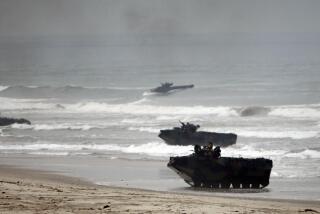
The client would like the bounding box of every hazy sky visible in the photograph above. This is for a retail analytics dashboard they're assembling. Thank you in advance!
[0,0,319,37]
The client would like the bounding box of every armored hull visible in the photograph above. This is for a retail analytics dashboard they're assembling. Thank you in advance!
[151,84,194,93]
[159,129,237,147]
[168,154,272,189]
[0,117,31,126]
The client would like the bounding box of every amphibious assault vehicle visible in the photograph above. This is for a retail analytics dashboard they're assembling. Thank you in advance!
[159,122,237,147]
[151,82,194,93]
[0,117,31,126]
[168,146,273,189]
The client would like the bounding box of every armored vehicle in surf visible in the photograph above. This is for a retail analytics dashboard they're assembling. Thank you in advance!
[159,122,237,147]
[151,82,194,93]
[0,117,31,126]
[168,146,273,189]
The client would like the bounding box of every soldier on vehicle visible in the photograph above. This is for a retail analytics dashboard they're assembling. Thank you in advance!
[202,142,213,156]
[179,121,186,131]
[212,146,221,159]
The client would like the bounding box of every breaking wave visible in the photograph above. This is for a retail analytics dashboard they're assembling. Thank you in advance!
[0,96,238,116]
[65,102,319,118]
[284,149,320,159]
[10,123,100,131]
[238,106,270,117]
[128,127,160,133]
[65,102,238,116]
[269,106,320,118]
[235,130,319,140]
[0,97,55,111]
[223,145,287,158]
[0,142,193,157]
[1,94,319,120]
[236,105,320,118]
[0,142,319,160]
[121,118,151,124]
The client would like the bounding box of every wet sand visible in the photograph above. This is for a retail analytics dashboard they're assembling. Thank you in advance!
[1,154,319,201]
[1,165,319,213]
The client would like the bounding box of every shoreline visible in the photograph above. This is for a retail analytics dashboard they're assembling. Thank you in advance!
[1,164,320,213]
[1,154,319,202]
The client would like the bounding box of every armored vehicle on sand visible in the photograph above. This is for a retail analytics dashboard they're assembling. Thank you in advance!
[159,122,237,147]
[151,82,194,93]
[168,145,273,189]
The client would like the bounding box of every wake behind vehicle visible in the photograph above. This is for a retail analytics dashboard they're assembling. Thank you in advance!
[159,122,237,147]
[151,82,194,93]
[168,145,273,189]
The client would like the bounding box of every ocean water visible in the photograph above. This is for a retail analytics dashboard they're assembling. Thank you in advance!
[0,39,319,200]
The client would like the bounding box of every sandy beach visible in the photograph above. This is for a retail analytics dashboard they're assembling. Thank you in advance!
[0,165,319,214]
[1,0,320,213]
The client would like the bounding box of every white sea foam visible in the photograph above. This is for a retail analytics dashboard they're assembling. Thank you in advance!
[156,115,206,122]
[203,127,319,140]
[222,145,287,158]
[0,143,79,151]
[143,91,157,96]
[66,102,238,116]
[110,156,118,160]
[155,115,179,121]
[236,130,319,139]
[2,142,319,160]
[270,170,320,179]
[0,97,54,111]
[61,102,320,119]
[270,106,320,118]
[118,142,193,156]
[271,171,281,177]
[236,104,320,119]
[29,151,70,156]
[11,123,95,131]
[128,97,149,105]
[121,118,151,124]
[128,127,160,133]
[0,142,193,157]
[0,85,9,92]
[284,149,320,159]
[2,95,319,120]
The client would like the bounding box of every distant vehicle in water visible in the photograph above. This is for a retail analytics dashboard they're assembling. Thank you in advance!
[168,145,273,188]
[0,116,31,126]
[151,82,194,93]
[159,122,237,147]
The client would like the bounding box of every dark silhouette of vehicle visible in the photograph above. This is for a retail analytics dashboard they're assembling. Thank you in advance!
[168,146,273,189]
[159,122,237,147]
[151,82,194,93]
[0,117,31,126]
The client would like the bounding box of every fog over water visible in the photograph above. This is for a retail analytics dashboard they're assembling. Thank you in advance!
[1,0,320,36]
[0,0,319,200]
